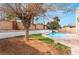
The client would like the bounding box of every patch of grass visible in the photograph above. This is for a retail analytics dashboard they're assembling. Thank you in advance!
[55,43,71,54]
[55,43,68,50]
[30,34,54,44]
[30,34,69,51]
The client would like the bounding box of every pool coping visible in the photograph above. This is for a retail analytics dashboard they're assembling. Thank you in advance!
[42,34,73,47]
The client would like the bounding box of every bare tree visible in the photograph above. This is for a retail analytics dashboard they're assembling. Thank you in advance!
[0,3,74,40]
[0,3,46,40]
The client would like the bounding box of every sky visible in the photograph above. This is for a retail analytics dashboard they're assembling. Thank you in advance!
[0,3,79,27]
[34,3,79,27]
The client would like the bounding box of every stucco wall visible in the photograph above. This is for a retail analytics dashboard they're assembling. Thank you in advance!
[0,21,47,30]
[58,27,76,33]
[17,23,47,30]
[36,25,44,30]
[0,21,13,30]
[17,22,24,30]
[29,24,36,30]
[17,23,36,30]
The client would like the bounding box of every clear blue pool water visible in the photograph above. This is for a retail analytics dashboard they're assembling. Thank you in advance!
[47,32,66,38]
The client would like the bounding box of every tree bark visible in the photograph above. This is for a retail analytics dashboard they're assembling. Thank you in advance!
[25,26,29,40]
[22,20,30,40]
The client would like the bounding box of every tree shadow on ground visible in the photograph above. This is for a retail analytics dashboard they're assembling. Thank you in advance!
[0,37,44,55]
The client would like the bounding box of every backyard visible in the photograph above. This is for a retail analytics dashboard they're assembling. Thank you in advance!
[0,3,78,55]
[0,34,71,55]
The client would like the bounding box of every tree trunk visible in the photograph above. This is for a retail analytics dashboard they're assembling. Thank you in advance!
[32,19,34,24]
[22,20,30,40]
[25,26,29,40]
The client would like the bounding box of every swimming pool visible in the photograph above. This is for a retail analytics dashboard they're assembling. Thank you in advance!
[47,32,67,38]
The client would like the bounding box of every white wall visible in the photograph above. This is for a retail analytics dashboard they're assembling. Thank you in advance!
[0,30,52,39]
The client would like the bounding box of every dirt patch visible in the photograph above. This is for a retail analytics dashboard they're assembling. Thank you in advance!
[0,37,41,55]
[0,36,71,55]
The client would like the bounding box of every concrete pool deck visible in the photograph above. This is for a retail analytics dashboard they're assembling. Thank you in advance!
[42,34,79,55]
